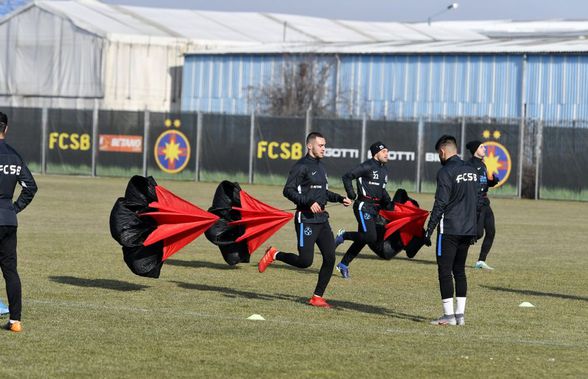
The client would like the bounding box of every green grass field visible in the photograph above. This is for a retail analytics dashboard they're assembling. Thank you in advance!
[1,175,587,378]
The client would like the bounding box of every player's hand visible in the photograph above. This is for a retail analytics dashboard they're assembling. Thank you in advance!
[423,230,432,247]
[342,197,352,207]
[310,202,323,213]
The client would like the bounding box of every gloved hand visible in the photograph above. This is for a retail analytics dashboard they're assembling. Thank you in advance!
[470,237,477,245]
[423,230,432,247]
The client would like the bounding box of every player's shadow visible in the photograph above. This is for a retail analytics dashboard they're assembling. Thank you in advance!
[49,276,149,291]
[173,281,426,322]
[165,259,240,270]
[480,285,588,302]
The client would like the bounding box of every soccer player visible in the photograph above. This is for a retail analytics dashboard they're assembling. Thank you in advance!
[466,140,499,270]
[258,132,351,308]
[424,135,479,326]
[0,111,37,333]
[334,141,393,278]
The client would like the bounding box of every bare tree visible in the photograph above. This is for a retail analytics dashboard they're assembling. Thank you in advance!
[255,56,339,117]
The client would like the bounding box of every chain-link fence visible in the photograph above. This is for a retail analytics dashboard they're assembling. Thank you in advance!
[4,106,587,201]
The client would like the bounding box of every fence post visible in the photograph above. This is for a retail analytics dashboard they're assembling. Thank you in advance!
[460,116,466,157]
[195,112,202,182]
[360,113,367,162]
[248,111,255,184]
[305,104,312,137]
[534,120,543,200]
[91,102,99,177]
[416,118,424,193]
[143,109,149,177]
[517,117,525,198]
[41,107,48,175]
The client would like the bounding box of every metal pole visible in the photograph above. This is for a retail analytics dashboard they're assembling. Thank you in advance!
[416,118,424,193]
[360,113,367,161]
[534,120,543,200]
[460,116,466,157]
[41,107,48,174]
[195,112,202,182]
[91,102,99,177]
[517,54,528,198]
[305,104,312,138]
[248,112,255,184]
[143,109,149,177]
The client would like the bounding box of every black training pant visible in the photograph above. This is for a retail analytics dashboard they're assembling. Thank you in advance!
[276,219,335,297]
[341,204,378,266]
[476,204,495,262]
[0,226,20,321]
[435,233,471,300]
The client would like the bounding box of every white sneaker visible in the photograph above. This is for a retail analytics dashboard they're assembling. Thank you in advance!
[430,314,456,326]
[474,261,494,270]
[455,313,465,326]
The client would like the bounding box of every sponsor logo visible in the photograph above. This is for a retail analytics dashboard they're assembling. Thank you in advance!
[99,134,143,153]
[304,226,313,236]
[310,185,323,189]
[0,165,21,175]
[483,141,512,188]
[257,141,303,160]
[456,172,478,183]
[311,171,317,175]
[48,132,91,151]
[325,148,359,159]
[154,130,190,174]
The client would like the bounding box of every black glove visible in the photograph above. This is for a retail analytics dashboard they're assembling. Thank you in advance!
[470,237,477,245]
[423,230,432,247]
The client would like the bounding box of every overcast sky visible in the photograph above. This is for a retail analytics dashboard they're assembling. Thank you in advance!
[102,0,588,22]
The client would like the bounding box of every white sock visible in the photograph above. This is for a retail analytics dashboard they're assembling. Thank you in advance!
[456,297,467,315]
[442,298,454,316]
[9,319,18,324]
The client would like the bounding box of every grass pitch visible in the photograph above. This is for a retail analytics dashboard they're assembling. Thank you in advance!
[1,175,586,378]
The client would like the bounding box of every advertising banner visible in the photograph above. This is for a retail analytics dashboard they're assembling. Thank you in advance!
[254,116,306,185]
[97,110,144,177]
[200,114,250,182]
[2,107,42,171]
[366,120,418,192]
[46,109,93,175]
[148,112,197,180]
[464,123,520,196]
[421,122,462,192]
[541,126,588,201]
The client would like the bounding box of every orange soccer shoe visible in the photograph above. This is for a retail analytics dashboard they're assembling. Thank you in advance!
[258,246,278,273]
[3,321,22,333]
[308,295,331,308]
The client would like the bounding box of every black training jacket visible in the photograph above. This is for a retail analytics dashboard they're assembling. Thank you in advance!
[0,140,37,226]
[342,158,392,215]
[468,156,499,206]
[283,154,344,224]
[426,155,479,236]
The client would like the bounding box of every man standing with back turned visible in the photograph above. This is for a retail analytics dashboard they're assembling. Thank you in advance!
[259,132,351,308]
[0,111,37,333]
[424,135,478,326]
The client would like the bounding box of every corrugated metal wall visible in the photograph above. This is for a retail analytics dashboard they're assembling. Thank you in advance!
[182,53,588,124]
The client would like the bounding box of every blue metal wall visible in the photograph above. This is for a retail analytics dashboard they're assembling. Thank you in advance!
[182,53,588,124]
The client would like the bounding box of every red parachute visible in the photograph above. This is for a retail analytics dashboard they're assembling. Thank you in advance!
[110,177,292,277]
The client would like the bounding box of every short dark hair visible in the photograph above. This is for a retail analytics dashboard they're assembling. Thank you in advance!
[0,112,7,134]
[306,132,324,144]
[435,135,457,151]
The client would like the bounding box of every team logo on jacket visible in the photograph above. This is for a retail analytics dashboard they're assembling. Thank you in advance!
[363,213,372,220]
[483,141,511,188]
[304,226,313,236]
[154,130,191,174]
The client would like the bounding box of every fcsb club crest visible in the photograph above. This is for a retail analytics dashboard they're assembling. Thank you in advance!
[483,141,511,188]
[154,130,191,174]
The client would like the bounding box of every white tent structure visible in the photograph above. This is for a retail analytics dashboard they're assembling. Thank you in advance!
[0,0,486,111]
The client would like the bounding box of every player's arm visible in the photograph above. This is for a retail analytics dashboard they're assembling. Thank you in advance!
[426,170,451,233]
[283,164,311,207]
[13,163,37,214]
[341,163,367,200]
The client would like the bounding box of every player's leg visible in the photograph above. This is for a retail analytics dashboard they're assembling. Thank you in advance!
[453,237,470,325]
[431,233,458,325]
